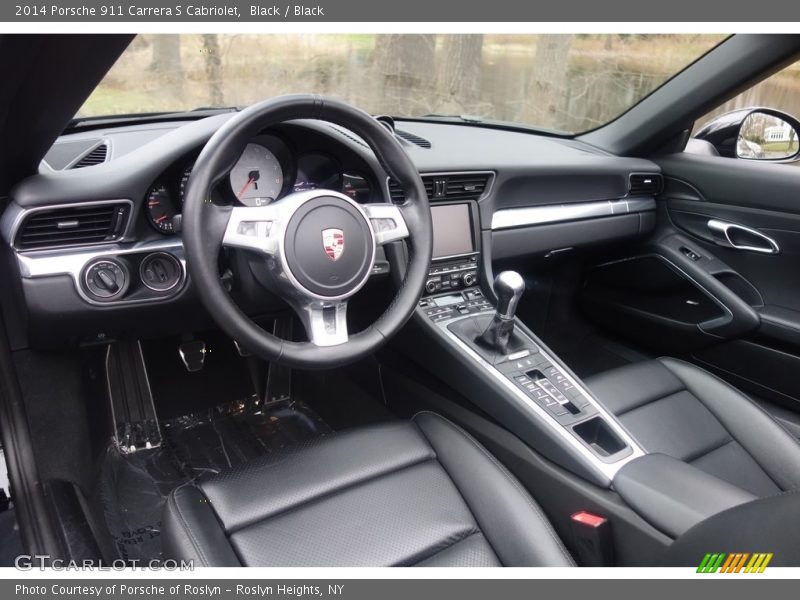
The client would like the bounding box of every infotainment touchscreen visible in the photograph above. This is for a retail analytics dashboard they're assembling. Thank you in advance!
[430,203,474,259]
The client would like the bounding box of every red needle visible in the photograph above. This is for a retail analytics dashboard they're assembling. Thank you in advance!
[155,215,168,223]
[237,177,255,198]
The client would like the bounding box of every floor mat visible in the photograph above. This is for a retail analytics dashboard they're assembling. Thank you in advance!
[99,396,330,563]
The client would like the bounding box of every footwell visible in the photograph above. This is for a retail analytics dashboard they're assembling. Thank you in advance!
[99,397,331,563]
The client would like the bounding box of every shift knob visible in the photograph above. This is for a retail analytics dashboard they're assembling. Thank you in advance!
[493,271,525,320]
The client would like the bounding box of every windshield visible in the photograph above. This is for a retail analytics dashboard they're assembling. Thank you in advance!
[80,34,725,134]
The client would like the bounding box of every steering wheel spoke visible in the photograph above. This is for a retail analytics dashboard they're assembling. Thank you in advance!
[363,203,409,245]
[222,205,282,255]
[296,301,349,347]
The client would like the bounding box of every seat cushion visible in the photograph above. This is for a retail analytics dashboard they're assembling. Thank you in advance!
[585,357,800,497]
[162,412,574,567]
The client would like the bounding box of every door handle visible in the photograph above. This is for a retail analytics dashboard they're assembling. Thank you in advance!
[707,219,780,254]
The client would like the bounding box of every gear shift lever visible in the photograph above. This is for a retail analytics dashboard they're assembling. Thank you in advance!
[476,271,525,355]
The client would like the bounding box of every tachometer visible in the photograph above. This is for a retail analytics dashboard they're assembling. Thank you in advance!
[229,143,283,207]
[146,184,178,234]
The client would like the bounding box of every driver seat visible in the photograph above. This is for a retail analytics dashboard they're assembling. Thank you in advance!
[162,412,574,567]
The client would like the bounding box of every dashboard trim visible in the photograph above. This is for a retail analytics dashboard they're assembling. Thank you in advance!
[491,197,656,231]
[16,239,187,307]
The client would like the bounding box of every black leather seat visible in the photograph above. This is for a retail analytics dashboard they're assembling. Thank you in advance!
[586,357,800,497]
[162,412,574,567]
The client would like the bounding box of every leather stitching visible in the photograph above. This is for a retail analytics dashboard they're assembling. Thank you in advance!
[406,529,489,567]
[413,411,575,566]
[169,485,212,567]
[226,455,437,535]
[685,438,737,464]
[588,362,684,415]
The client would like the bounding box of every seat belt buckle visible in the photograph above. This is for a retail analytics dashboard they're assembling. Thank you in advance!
[570,511,613,566]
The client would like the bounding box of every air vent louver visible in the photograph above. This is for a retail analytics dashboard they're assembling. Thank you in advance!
[629,173,663,196]
[388,173,490,204]
[16,203,130,250]
[72,144,108,169]
[395,130,432,149]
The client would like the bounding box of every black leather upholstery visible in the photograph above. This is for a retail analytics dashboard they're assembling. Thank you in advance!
[586,358,800,497]
[613,453,757,538]
[162,412,574,567]
[660,491,800,567]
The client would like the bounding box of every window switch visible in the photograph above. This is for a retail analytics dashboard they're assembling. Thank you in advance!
[681,246,701,261]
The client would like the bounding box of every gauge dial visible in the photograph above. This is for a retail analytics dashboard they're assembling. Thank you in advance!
[178,163,194,205]
[294,152,340,193]
[230,143,284,207]
[146,184,178,234]
[341,172,372,203]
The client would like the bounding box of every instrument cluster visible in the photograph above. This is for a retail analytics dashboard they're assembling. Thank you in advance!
[144,133,374,235]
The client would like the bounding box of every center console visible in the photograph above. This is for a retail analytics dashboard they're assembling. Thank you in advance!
[419,201,492,319]
[415,200,644,487]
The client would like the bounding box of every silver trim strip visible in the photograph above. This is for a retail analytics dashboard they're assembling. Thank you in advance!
[16,239,187,307]
[491,197,656,231]
[1,198,135,251]
[436,310,644,482]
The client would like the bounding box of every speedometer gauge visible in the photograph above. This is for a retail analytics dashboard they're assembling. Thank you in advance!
[229,143,283,207]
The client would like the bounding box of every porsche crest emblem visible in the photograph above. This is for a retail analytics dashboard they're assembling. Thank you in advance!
[322,228,344,261]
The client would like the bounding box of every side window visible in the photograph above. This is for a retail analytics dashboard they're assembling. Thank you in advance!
[691,59,800,163]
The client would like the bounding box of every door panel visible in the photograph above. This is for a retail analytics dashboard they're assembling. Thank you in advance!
[585,151,800,415]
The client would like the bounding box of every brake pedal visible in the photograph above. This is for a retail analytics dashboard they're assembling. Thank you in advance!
[106,340,161,454]
[179,340,206,372]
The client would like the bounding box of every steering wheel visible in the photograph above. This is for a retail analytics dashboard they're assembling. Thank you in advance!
[182,94,433,369]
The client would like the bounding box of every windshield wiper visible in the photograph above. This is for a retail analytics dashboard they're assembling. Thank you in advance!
[65,106,240,134]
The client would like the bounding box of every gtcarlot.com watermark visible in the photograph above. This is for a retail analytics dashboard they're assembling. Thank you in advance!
[14,555,194,571]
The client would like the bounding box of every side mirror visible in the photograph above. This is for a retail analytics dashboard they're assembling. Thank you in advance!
[693,108,800,162]
[738,112,799,160]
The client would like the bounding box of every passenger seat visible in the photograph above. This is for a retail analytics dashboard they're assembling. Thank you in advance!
[585,357,800,497]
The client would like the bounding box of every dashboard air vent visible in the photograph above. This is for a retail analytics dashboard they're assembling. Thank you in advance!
[388,173,490,204]
[16,202,130,250]
[71,144,109,169]
[395,130,432,149]
[629,173,663,196]
[440,174,490,201]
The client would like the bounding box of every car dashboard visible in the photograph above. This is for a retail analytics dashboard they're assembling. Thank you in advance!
[0,112,662,348]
